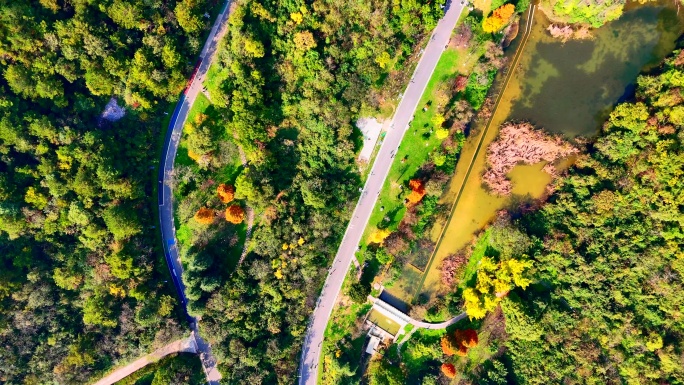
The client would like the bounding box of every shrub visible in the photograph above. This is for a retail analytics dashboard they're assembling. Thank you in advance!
[376,249,394,265]
[441,363,456,378]
[217,183,235,203]
[406,179,426,205]
[462,329,479,347]
[225,205,245,224]
[369,228,391,244]
[441,253,467,286]
[348,282,370,303]
[482,4,515,33]
[435,128,449,140]
[454,75,468,92]
[441,335,457,356]
[385,232,409,256]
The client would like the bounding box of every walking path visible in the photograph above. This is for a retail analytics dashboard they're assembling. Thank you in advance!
[157,1,234,384]
[90,337,196,385]
[412,4,536,300]
[297,2,467,384]
[371,297,466,330]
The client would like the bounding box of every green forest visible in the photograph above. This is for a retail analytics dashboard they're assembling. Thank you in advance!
[0,0,215,382]
[500,49,684,384]
[2,0,684,384]
[188,0,444,382]
[114,353,204,385]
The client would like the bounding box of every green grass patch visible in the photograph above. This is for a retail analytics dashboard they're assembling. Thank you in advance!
[176,223,193,247]
[225,220,247,271]
[175,143,196,168]
[186,92,212,125]
[363,48,461,239]
[459,229,491,290]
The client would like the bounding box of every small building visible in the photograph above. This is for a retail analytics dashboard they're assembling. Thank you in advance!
[365,334,381,355]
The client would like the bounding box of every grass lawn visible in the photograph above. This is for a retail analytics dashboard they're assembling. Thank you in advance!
[362,48,462,242]
[458,229,491,290]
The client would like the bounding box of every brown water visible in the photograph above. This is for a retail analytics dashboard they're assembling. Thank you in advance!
[510,2,684,136]
[412,2,684,299]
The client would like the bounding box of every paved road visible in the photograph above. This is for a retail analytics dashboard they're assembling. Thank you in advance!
[158,2,233,384]
[91,337,196,385]
[297,2,466,384]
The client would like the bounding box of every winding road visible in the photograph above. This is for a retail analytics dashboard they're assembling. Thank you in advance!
[158,1,233,384]
[297,2,466,384]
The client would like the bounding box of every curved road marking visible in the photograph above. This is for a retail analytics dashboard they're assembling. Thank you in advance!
[158,2,234,384]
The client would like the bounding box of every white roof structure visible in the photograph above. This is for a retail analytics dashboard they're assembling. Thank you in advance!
[365,335,381,355]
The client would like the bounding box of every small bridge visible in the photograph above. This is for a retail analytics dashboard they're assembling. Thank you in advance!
[369,292,466,332]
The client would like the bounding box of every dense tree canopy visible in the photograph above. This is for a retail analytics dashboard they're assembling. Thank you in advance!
[184,0,445,382]
[0,0,214,382]
[502,50,684,384]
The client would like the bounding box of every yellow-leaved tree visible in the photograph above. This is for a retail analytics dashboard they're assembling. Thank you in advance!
[482,4,515,33]
[464,256,532,319]
[368,228,391,244]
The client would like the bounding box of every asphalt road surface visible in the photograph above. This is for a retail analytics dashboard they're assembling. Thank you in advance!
[158,2,232,384]
[297,2,466,384]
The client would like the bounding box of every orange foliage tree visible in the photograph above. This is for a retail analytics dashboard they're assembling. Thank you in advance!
[441,363,456,378]
[409,179,422,190]
[444,329,478,357]
[406,179,426,205]
[194,207,215,225]
[456,344,468,357]
[217,184,235,203]
[225,205,245,224]
[482,4,515,33]
[441,335,457,356]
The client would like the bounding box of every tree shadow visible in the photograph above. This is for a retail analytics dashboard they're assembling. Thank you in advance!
[268,128,300,192]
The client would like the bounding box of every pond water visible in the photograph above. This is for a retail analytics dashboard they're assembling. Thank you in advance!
[414,1,684,299]
[509,2,684,136]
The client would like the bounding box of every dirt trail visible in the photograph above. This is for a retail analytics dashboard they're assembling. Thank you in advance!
[90,337,196,385]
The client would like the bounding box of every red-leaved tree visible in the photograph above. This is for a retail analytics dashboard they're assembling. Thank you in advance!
[441,363,456,378]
